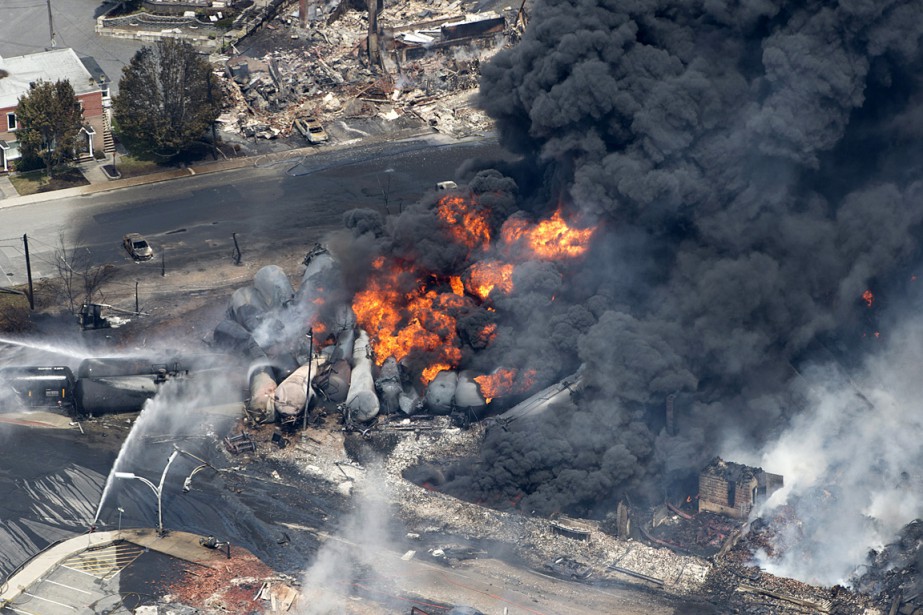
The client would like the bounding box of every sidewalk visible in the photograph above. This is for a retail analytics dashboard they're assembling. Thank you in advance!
[0,174,16,200]
[0,127,446,210]
[0,149,312,210]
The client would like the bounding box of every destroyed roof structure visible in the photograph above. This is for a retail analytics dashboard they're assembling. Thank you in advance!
[698,457,783,520]
[217,1,521,142]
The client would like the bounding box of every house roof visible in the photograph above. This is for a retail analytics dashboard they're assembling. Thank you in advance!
[0,48,102,110]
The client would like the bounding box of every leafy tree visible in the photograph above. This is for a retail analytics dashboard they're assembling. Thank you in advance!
[15,80,84,176]
[113,39,224,160]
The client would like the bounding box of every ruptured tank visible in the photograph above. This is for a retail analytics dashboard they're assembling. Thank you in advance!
[454,370,487,416]
[375,357,402,414]
[248,365,277,423]
[424,370,458,415]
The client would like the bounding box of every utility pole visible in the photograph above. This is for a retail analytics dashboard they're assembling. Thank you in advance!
[134,280,139,314]
[46,0,56,49]
[22,234,34,310]
[232,233,241,265]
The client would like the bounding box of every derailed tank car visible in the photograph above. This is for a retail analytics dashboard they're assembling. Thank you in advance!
[73,357,186,415]
[0,366,76,411]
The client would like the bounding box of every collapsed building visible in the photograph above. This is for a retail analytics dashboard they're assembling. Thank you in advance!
[698,457,783,520]
[218,1,520,140]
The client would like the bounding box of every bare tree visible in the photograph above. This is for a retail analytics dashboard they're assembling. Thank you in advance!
[53,235,116,317]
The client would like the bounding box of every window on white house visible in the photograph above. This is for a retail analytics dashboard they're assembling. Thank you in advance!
[6,113,16,131]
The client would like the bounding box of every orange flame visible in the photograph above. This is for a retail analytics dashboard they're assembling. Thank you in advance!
[437,194,491,251]
[501,208,596,259]
[449,275,464,296]
[311,321,328,340]
[478,323,497,347]
[352,259,464,385]
[862,289,874,307]
[467,260,514,300]
[474,368,537,403]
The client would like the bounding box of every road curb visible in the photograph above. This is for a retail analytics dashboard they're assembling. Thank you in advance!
[0,128,447,210]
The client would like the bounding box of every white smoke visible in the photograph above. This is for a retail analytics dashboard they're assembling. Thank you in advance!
[750,316,923,585]
[296,464,399,614]
[94,359,241,525]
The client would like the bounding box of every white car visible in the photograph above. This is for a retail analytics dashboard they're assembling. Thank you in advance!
[123,233,154,261]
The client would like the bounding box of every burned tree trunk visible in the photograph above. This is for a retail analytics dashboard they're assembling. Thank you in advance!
[367,0,383,71]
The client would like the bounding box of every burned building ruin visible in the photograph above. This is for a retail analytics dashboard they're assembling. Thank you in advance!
[698,457,783,520]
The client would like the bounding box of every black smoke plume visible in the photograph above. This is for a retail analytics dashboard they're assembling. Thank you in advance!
[341,0,923,528]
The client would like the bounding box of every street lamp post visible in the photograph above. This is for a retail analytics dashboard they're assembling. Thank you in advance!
[302,328,314,431]
[114,449,179,536]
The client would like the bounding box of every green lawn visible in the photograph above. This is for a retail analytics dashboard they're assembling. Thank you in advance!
[111,155,164,179]
[8,167,89,196]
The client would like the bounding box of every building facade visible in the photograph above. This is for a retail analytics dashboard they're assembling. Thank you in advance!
[0,48,112,173]
[698,457,784,519]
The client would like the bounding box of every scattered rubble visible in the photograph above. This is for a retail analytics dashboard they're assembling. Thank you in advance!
[162,548,300,612]
[216,1,519,143]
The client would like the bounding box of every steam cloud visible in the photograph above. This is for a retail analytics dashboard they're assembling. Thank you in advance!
[745,314,923,585]
[298,467,401,614]
[330,0,923,584]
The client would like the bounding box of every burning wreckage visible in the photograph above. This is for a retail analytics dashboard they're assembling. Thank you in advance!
[211,237,576,429]
[9,0,923,610]
[192,184,921,613]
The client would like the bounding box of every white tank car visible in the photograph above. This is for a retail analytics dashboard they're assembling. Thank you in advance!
[454,370,487,413]
[228,286,267,332]
[273,356,327,422]
[345,330,379,423]
[253,265,295,309]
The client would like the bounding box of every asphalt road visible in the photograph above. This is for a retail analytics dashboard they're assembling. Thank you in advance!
[0,0,143,92]
[0,136,510,289]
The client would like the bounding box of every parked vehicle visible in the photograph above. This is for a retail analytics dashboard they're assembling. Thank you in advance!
[293,117,329,144]
[435,180,458,191]
[123,233,153,261]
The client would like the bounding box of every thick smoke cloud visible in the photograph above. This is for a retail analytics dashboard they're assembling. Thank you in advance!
[339,0,923,574]
[451,0,923,514]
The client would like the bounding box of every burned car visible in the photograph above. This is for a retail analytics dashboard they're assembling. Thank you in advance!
[123,233,154,261]
[543,555,592,580]
[293,117,329,144]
